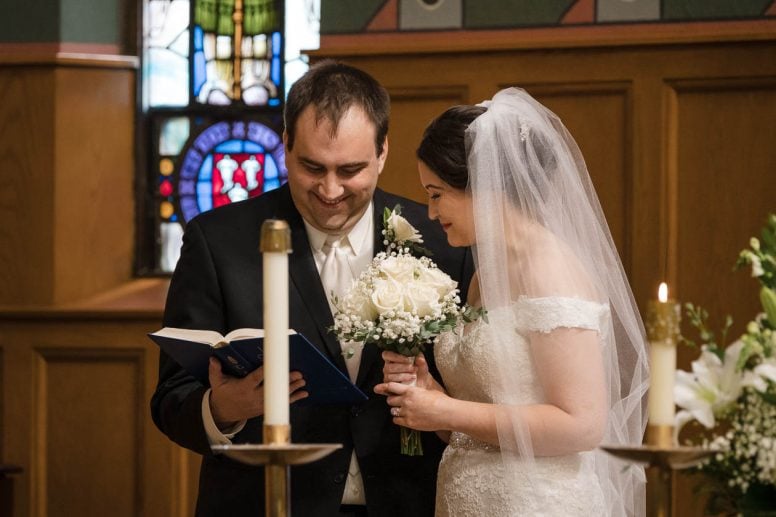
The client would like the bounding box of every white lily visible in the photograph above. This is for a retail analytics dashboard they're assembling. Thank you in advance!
[674,340,745,432]
[742,357,776,392]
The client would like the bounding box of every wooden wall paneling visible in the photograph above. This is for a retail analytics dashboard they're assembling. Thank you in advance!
[670,77,776,337]
[631,74,673,316]
[34,347,143,517]
[380,86,469,203]
[666,77,776,517]
[0,316,192,517]
[53,66,135,305]
[0,67,57,305]
[2,322,36,517]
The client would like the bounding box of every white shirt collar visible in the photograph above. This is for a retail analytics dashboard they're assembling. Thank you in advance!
[303,202,374,256]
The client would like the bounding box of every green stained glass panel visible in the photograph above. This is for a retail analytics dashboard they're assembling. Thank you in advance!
[159,117,191,155]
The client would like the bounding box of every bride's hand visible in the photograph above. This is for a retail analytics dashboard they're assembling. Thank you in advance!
[378,382,451,432]
[380,351,439,389]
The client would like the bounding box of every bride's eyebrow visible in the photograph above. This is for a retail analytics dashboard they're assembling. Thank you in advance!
[423,183,444,191]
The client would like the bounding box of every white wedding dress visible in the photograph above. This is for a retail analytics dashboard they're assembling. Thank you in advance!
[435,296,610,517]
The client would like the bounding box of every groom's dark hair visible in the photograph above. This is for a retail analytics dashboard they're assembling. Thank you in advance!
[417,105,486,190]
[284,60,390,157]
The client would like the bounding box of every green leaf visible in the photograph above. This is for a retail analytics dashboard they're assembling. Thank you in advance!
[760,286,776,327]
[759,391,776,405]
[736,340,756,371]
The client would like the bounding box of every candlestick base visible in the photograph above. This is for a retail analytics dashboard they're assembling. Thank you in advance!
[211,443,343,466]
[601,444,713,470]
[600,444,713,517]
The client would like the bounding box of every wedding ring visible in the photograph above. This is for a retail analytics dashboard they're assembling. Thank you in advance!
[391,407,400,417]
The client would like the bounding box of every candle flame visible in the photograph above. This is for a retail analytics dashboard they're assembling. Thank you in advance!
[658,282,668,303]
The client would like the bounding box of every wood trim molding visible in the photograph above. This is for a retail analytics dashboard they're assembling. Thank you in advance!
[316,19,776,57]
[0,43,137,69]
[0,280,168,320]
[386,85,469,102]
[662,84,680,293]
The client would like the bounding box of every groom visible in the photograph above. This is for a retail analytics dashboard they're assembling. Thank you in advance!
[150,60,474,516]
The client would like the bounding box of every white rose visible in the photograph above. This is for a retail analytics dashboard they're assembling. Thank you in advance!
[343,288,378,322]
[417,266,457,297]
[380,255,417,283]
[371,278,405,315]
[404,283,441,317]
[388,212,423,243]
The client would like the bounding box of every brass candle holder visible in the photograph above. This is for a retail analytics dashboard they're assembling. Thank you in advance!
[212,425,342,517]
[211,221,342,517]
[601,429,713,517]
[601,285,713,516]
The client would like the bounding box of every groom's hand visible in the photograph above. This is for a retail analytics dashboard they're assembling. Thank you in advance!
[379,351,443,392]
[208,358,308,428]
[380,351,418,385]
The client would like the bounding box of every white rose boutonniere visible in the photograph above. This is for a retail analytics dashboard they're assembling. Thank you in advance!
[382,205,431,255]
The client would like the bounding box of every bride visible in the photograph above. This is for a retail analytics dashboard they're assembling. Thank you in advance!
[375,88,649,516]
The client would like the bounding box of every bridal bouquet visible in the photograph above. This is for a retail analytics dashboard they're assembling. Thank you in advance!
[332,206,482,456]
[674,214,776,515]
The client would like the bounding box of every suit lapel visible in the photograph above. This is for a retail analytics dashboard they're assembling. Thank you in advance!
[276,192,349,375]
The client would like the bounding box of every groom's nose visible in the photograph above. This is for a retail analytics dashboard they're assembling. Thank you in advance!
[317,172,345,199]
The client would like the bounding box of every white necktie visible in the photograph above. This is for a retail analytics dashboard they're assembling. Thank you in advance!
[319,235,366,505]
[319,235,363,382]
[320,236,352,314]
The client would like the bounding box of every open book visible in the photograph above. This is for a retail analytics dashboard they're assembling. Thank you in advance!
[149,328,367,406]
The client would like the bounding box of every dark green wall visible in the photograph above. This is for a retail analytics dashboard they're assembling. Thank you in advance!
[0,0,60,42]
[0,0,128,46]
[60,0,121,44]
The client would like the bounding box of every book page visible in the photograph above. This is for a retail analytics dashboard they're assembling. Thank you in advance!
[226,328,298,341]
[152,327,227,346]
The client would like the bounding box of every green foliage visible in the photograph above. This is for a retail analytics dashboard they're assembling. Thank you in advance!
[680,302,732,360]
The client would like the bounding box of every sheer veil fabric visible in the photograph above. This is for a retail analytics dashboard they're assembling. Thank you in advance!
[466,88,649,516]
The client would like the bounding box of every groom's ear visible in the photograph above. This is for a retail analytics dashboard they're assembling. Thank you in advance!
[377,136,389,175]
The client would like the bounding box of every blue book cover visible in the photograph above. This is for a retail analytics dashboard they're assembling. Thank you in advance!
[149,328,368,406]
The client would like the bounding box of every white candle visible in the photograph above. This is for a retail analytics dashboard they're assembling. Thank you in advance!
[261,221,291,426]
[646,282,680,426]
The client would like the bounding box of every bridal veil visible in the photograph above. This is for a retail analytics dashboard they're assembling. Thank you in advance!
[467,88,649,516]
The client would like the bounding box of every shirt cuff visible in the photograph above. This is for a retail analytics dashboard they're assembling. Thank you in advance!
[202,388,247,446]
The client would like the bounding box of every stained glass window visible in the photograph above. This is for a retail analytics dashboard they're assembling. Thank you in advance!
[139,0,319,273]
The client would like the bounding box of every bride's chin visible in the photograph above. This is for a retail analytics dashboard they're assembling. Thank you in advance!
[447,236,473,248]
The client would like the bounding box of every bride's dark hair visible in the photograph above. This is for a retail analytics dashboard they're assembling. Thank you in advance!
[416,105,486,189]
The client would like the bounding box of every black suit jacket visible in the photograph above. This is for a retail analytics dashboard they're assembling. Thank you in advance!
[150,184,474,516]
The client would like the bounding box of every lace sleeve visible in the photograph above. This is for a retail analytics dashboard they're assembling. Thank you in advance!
[514,296,610,334]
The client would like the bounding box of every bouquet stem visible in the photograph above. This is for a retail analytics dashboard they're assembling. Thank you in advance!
[399,355,423,456]
[400,426,423,456]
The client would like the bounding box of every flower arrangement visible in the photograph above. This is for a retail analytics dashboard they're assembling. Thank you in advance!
[675,214,776,515]
[332,206,482,455]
